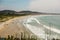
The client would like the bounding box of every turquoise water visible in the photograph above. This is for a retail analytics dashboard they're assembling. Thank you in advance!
[36,15,60,30]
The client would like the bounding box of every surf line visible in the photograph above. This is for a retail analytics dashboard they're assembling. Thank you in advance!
[33,18,60,34]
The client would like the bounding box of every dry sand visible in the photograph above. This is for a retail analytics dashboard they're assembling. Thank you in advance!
[0,15,36,37]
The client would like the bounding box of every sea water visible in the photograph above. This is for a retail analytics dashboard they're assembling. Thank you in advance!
[36,15,60,30]
[23,15,60,39]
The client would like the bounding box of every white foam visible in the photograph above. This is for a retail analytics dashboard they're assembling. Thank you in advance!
[43,25,60,34]
[23,16,60,39]
[23,17,46,39]
[33,17,60,34]
[23,23,46,38]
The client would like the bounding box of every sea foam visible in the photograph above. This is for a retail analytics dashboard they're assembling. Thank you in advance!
[23,15,60,39]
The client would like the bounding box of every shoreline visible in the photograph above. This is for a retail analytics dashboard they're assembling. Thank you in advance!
[34,15,60,34]
[0,15,36,30]
[22,15,60,38]
[0,15,60,38]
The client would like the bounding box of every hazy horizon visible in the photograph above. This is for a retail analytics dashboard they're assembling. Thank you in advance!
[0,0,60,13]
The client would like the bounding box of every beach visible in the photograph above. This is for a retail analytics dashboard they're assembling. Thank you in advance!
[0,15,60,40]
[0,15,34,37]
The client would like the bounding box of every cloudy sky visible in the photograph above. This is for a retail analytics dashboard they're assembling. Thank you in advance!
[0,0,60,13]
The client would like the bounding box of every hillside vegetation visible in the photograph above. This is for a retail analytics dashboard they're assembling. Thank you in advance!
[0,10,59,22]
[0,10,31,22]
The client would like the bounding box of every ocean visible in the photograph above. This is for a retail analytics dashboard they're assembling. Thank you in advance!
[36,15,60,30]
[23,15,60,39]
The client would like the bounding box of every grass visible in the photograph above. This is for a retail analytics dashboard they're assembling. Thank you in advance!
[0,14,27,22]
[0,32,39,40]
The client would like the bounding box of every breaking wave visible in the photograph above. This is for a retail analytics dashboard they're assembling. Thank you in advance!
[23,15,60,39]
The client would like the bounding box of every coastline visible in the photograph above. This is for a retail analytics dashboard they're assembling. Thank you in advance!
[22,15,60,39]
[0,15,39,37]
[0,15,60,39]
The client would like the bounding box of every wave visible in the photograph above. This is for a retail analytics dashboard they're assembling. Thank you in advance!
[23,16,60,39]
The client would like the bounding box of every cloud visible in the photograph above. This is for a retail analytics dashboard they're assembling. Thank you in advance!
[29,0,60,13]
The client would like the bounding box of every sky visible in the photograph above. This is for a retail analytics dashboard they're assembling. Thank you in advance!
[0,0,60,13]
[0,0,30,11]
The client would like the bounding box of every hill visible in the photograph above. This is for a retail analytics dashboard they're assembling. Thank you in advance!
[0,10,16,15]
[0,10,60,15]
[0,10,41,15]
[0,10,60,22]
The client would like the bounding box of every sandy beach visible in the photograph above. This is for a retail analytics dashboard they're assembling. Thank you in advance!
[0,15,36,37]
[0,15,59,39]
